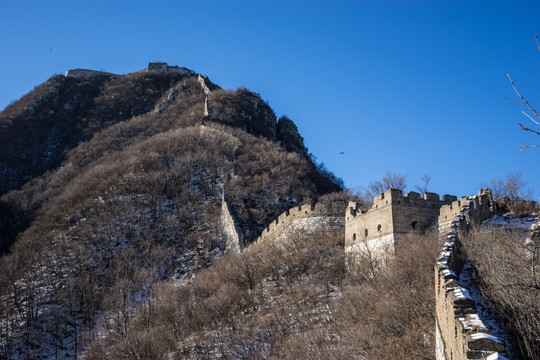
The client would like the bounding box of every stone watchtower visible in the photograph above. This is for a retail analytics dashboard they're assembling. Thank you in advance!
[345,189,457,256]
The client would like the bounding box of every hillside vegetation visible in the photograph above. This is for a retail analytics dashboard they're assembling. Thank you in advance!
[84,228,438,360]
[465,226,540,359]
[0,66,341,359]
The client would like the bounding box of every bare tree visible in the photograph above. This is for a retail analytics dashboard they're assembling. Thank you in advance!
[415,174,433,195]
[465,228,540,358]
[505,35,540,151]
[367,171,407,198]
[481,172,533,201]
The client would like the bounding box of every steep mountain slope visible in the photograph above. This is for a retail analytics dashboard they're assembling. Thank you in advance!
[84,227,438,360]
[0,64,341,359]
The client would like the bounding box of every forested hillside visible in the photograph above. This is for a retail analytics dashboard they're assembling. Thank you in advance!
[0,65,341,359]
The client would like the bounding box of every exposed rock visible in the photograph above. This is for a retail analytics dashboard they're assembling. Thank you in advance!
[208,88,278,140]
[277,115,309,158]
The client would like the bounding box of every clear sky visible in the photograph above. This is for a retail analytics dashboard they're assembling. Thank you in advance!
[1,0,539,200]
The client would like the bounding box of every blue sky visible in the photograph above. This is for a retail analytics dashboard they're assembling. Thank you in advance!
[1,1,539,200]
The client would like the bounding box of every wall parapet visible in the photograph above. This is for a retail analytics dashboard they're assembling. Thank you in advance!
[256,202,345,244]
[435,190,505,360]
[348,189,457,218]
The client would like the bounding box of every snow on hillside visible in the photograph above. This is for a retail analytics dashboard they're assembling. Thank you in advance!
[482,212,538,231]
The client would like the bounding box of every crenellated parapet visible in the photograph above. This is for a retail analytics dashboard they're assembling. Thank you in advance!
[435,190,503,360]
[367,189,456,210]
[438,189,493,240]
[256,202,345,244]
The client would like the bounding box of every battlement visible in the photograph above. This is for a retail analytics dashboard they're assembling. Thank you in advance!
[147,62,195,76]
[256,202,345,244]
[350,189,457,219]
[438,189,493,230]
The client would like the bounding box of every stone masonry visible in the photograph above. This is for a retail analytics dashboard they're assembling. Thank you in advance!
[434,189,507,359]
[255,202,345,244]
[345,189,457,257]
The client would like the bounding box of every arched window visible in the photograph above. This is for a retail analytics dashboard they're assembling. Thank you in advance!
[377,224,382,232]
[411,221,418,229]
[364,228,368,237]
[353,233,356,241]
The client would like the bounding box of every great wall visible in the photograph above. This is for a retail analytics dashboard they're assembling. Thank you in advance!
[434,190,508,360]
[63,62,536,358]
[221,187,539,359]
[345,189,457,258]
[255,201,345,243]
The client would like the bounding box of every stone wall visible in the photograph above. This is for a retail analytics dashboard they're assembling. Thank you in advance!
[438,189,493,239]
[345,189,456,254]
[147,62,194,76]
[256,202,345,244]
[434,190,505,360]
[221,194,242,253]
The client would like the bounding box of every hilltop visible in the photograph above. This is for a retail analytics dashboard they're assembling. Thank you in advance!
[0,63,342,358]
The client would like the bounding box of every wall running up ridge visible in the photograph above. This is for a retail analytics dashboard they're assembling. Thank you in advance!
[434,189,507,360]
[221,194,242,253]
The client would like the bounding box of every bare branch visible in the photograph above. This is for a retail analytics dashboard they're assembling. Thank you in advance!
[518,144,540,152]
[521,110,540,126]
[415,174,433,194]
[519,123,540,135]
[507,72,540,120]
[504,97,525,104]
[536,34,540,51]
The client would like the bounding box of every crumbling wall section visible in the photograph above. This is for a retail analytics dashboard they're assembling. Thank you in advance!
[435,189,503,360]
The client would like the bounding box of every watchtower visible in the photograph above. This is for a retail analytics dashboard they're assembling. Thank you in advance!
[345,189,456,255]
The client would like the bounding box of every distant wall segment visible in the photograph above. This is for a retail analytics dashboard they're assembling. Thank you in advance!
[147,62,195,76]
